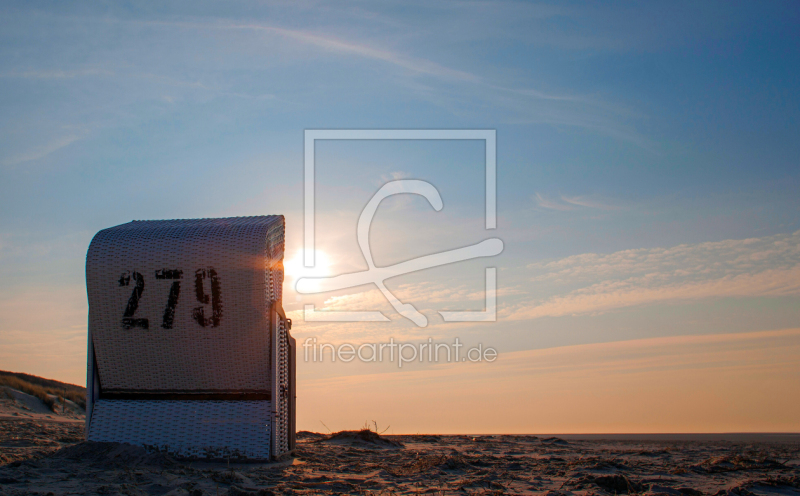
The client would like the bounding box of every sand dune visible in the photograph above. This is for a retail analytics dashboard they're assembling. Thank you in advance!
[0,386,85,422]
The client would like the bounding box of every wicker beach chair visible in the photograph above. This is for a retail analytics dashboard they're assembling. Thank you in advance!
[85,216,295,460]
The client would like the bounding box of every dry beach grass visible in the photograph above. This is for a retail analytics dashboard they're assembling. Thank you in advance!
[0,371,86,411]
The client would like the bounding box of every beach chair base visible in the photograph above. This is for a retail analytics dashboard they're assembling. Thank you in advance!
[88,399,273,460]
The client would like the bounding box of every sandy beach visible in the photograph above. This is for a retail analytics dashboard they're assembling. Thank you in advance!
[1,418,799,496]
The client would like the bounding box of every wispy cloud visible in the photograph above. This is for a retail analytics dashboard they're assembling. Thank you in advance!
[561,195,618,210]
[534,192,618,211]
[86,16,644,145]
[264,25,480,83]
[0,68,114,79]
[286,280,520,344]
[508,266,800,321]
[534,192,576,211]
[1,134,83,166]
[507,230,800,320]
[289,227,800,339]
[0,9,651,147]
[176,20,581,101]
[527,230,800,281]
[115,18,483,84]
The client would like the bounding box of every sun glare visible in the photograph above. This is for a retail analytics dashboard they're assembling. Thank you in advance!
[284,249,333,294]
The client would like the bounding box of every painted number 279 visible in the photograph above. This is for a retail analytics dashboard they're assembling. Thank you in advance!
[118,268,222,330]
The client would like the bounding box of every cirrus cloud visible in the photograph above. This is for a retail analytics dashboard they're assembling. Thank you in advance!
[506,230,800,320]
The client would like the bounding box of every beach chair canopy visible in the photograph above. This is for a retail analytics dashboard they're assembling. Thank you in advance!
[85,216,294,459]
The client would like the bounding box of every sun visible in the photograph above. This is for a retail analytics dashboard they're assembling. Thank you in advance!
[283,249,333,294]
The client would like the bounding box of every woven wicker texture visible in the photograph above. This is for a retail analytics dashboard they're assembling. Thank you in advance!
[86,216,284,392]
[88,400,272,459]
[275,316,290,455]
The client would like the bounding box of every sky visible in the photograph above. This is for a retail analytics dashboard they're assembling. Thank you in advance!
[1,1,799,433]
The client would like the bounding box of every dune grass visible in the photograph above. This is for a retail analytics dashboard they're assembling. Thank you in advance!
[0,370,86,411]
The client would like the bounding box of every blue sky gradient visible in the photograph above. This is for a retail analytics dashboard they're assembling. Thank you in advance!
[1,1,799,432]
